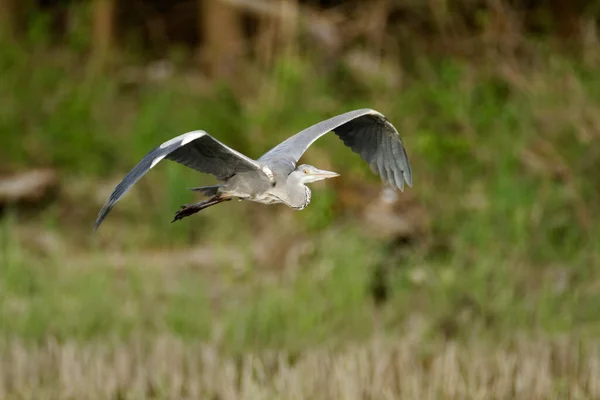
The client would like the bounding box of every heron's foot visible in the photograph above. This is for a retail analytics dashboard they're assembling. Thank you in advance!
[172,203,203,223]
[171,197,232,223]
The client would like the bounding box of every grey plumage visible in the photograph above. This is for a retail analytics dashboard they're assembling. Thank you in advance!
[94,108,412,230]
[94,130,268,230]
[260,108,411,190]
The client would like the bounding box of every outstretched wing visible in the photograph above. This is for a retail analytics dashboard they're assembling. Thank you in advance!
[94,130,261,230]
[259,108,412,190]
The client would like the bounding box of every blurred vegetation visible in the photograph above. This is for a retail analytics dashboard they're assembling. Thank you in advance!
[1,2,600,395]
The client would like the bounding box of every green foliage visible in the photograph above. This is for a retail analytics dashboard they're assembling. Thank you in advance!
[1,29,600,353]
[221,230,375,351]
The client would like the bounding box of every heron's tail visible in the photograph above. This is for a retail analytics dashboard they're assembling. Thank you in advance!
[187,184,222,197]
[171,196,231,223]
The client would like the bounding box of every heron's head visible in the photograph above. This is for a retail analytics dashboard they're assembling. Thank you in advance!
[293,164,340,184]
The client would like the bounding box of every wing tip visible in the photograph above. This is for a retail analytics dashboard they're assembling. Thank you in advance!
[386,169,412,192]
[93,218,102,232]
[397,172,412,191]
[404,172,413,188]
[93,203,113,232]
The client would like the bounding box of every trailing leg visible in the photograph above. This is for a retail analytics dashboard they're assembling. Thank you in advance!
[171,196,231,223]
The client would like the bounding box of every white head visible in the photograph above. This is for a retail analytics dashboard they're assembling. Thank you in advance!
[291,164,340,184]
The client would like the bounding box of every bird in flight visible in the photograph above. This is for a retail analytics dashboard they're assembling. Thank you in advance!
[94,108,412,230]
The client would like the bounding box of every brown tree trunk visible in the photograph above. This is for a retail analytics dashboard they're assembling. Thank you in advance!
[551,0,583,41]
[91,0,115,70]
[200,0,244,79]
[0,0,15,38]
[253,0,299,69]
[365,0,390,56]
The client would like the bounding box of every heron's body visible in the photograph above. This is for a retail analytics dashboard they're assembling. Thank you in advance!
[201,164,313,209]
[94,108,412,230]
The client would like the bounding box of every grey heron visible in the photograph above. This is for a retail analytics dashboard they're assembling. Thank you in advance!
[94,108,412,230]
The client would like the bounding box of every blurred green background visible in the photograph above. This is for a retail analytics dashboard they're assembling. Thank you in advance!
[1,0,600,398]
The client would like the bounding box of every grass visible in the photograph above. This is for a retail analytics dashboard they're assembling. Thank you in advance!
[2,19,600,396]
[1,335,598,399]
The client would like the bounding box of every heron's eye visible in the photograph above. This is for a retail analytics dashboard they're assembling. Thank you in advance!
[303,169,308,174]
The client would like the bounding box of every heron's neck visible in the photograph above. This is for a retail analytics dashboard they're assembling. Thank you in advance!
[282,172,312,210]
[291,185,311,210]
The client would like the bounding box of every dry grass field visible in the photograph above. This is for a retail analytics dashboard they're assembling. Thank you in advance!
[3,2,600,398]
[1,335,598,399]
